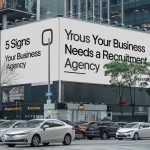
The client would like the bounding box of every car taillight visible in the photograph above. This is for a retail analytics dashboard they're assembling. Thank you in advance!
[72,126,75,130]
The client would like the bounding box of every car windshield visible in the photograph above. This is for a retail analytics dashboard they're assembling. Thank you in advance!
[124,123,139,128]
[89,122,99,126]
[0,121,17,128]
[17,120,44,128]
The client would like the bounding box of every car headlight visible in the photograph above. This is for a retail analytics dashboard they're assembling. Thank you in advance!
[15,132,30,135]
[125,130,134,133]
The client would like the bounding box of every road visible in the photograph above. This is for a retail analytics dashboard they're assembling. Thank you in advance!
[1,139,150,150]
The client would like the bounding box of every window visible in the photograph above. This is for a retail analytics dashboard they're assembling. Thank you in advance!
[0,121,17,128]
[53,121,64,127]
[13,122,25,128]
[42,121,54,128]
[143,123,150,128]
[89,122,98,126]
[105,122,111,126]
[112,123,119,128]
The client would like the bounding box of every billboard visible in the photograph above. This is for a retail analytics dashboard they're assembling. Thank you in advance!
[1,18,59,85]
[1,18,150,85]
[59,18,149,85]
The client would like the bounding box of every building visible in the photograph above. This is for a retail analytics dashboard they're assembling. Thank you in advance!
[1,0,150,122]
[0,17,150,122]
[1,0,150,30]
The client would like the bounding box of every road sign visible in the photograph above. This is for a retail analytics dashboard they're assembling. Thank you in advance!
[46,99,51,109]
[46,110,52,114]
[45,92,53,97]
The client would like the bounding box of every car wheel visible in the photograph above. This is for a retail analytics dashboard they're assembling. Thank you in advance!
[87,136,94,140]
[31,135,40,147]
[43,143,49,146]
[63,134,71,145]
[133,133,139,140]
[7,144,15,147]
[101,132,108,140]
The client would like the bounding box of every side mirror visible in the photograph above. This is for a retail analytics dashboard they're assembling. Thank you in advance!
[139,125,143,129]
[43,125,49,131]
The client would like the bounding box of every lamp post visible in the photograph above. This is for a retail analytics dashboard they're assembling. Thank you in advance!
[47,38,51,119]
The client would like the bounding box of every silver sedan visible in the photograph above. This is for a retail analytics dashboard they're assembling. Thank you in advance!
[2,119,75,147]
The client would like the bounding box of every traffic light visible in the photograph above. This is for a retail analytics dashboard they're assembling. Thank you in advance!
[122,99,127,105]
[78,104,84,110]
[117,99,127,105]
[107,105,112,112]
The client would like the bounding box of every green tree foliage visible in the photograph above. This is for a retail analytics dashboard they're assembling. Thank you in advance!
[104,61,150,121]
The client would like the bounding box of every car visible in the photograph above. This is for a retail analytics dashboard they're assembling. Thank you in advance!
[2,119,75,147]
[75,121,89,125]
[0,120,26,141]
[85,121,119,140]
[0,120,9,124]
[116,122,150,140]
[115,122,128,128]
[79,123,89,131]
[61,120,86,139]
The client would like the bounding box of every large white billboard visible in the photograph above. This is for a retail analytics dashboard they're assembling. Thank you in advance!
[1,17,150,85]
[59,18,149,85]
[1,18,59,85]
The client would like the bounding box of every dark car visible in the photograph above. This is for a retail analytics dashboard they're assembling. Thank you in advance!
[86,121,119,140]
[61,120,86,139]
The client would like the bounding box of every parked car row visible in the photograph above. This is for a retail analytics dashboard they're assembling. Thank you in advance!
[78,121,150,141]
[0,119,149,148]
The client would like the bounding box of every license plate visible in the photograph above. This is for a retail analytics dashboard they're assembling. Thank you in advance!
[7,137,13,140]
[89,128,94,130]
[119,133,123,135]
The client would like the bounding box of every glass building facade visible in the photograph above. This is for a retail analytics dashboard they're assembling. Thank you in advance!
[40,0,64,18]
[0,0,37,13]
[1,0,150,30]
[39,0,150,29]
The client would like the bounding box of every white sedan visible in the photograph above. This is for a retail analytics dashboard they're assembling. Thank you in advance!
[2,119,75,147]
[116,122,150,140]
[0,120,26,141]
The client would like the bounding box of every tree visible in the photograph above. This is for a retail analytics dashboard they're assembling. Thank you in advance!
[123,63,149,121]
[103,62,131,120]
[0,62,19,105]
[0,62,19,86]
[103,61,149,121]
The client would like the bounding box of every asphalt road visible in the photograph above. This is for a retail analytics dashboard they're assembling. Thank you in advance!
[1,139,150,150]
